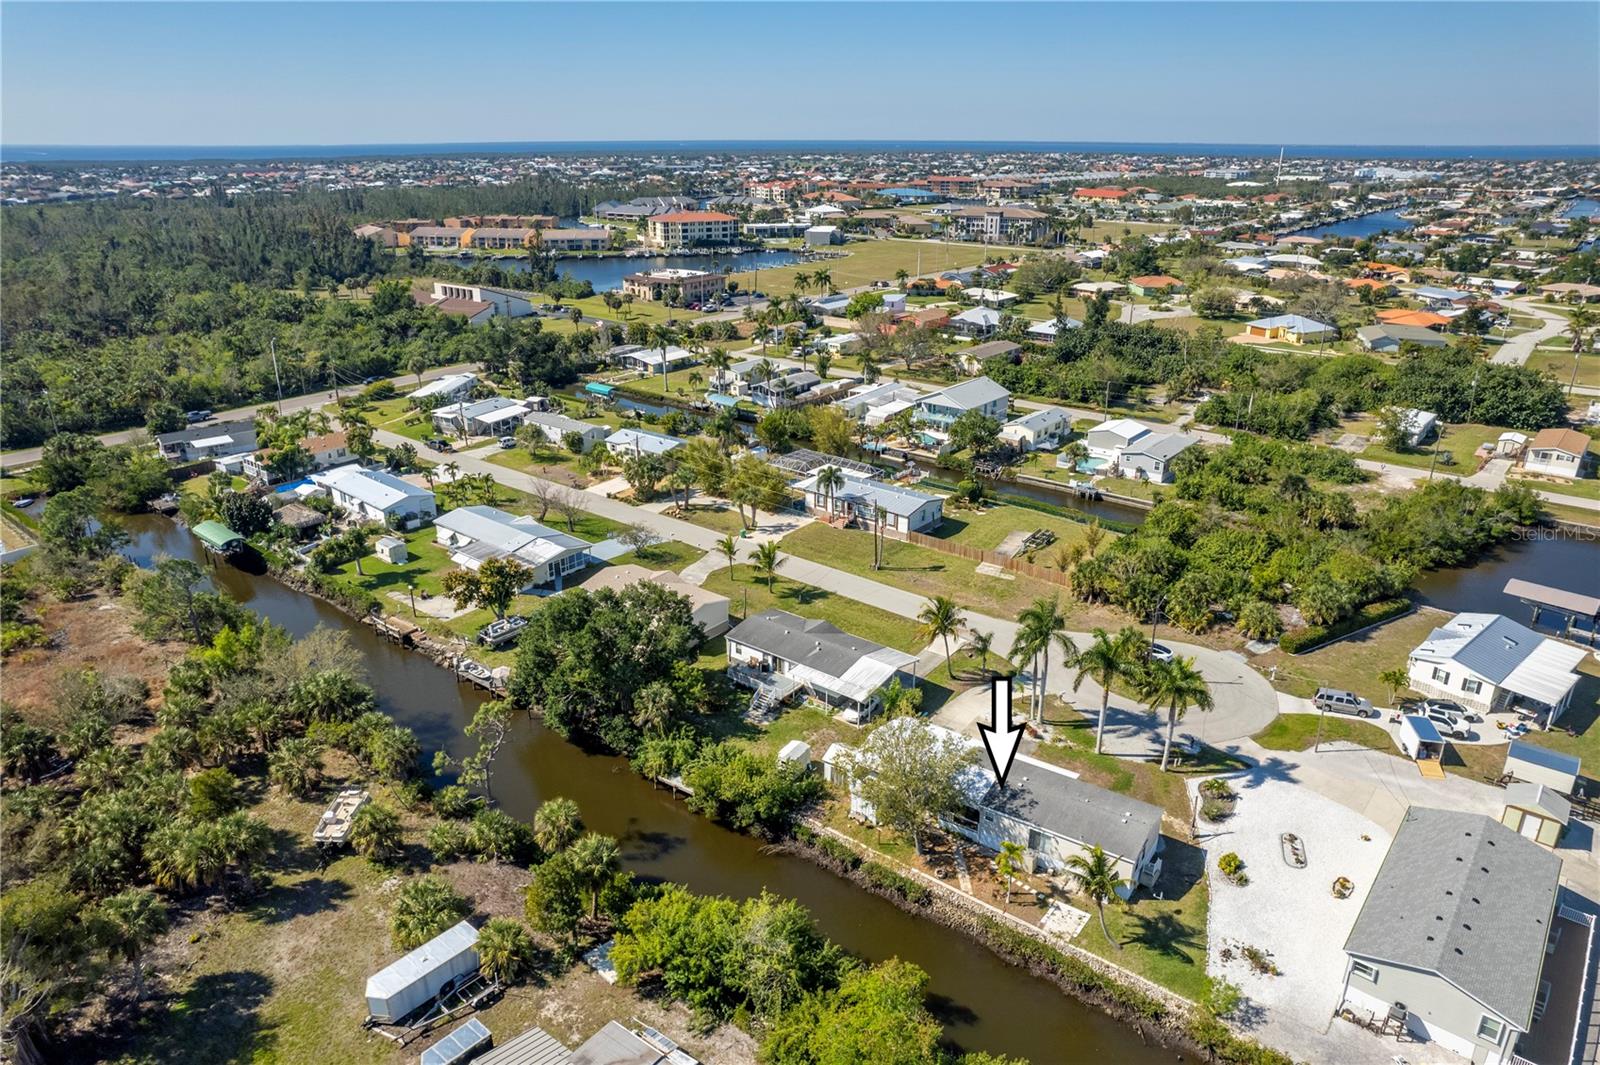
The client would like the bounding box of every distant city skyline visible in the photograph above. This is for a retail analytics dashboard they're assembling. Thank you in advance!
[3,2,1596,149]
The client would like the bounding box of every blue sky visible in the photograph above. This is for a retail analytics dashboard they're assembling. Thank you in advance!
[3,2,1596,147]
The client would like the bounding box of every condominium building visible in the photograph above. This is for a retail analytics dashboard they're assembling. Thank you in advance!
[646,211,739,247]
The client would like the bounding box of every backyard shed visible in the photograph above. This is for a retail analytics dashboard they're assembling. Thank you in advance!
[472,1025,572,1065]
[421,1018,492,1065]
[374,535,408,565]
[364,920,479,1024]
[1503,741,1580,793]
[1500,783,1571,848]
[778,739,811,768]
[1399,715,1445,763]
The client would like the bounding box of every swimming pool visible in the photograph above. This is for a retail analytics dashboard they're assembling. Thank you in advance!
[1075,457,1110,473]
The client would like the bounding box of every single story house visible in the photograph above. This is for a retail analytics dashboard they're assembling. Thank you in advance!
[1384,407,1439,447]
[313,466,438,530]
[999,406,1070,451]
[155,419,259,463]
[434,505,592,590]
[607,344,698,374]
[520,411,608,453]
[1340,808,1562,1065]
[1242,314,1338,344]
[1538,282,1600,303]
[604,427,683,458]
[725,609,920,722]
[432,397,529,438]
[948,306,1003,338]
[963,288,1022,308]
[828,720,1164,892]
[1499,783,1570,849]
[1357,324,1451,353]
[1521,428,1594,480]
[1415,285,1473,308]
[1079,418,1198,483]
[416,282,532,319]
[1026,317,1082,342]
[1071,280,1126,297]
[804,225,842,246]
[241,428,353,484]
[1407,613,1587,724]
[957,339,1021,374]
[793,472,944,533]
[1377,308,1451,329]
[581,564,730,639]
[408,373,479,404]
[914,375,1010,429]
[834,381,924,422]
[1126,274,1185,297]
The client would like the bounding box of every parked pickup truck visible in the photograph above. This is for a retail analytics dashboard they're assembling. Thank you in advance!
[1313,687,1375,718]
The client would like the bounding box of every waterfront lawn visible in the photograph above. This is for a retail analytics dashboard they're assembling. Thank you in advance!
[1072,874,1210,1001]
[1512,474,1600,503]
[1542,500,1600,528]
[1253,608,1445,706]
[722,239,1003,296]
[1251,713,1396,755]
[779,522,1068,617]
[702,564,924,654]
[1089,475,1168,503]
[1359,421,1504,472]
[928,505,1103,554]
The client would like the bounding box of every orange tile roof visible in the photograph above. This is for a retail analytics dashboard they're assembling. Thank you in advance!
[1130,275,1182,287]
[1345,278,1389,290]
[1376,309,1450,328]
[1074,187,1130,199]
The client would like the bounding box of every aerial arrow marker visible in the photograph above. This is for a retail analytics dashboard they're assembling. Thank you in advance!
[977,675,1024,788]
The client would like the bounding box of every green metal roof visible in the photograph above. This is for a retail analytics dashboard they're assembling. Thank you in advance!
[191,520,244,550]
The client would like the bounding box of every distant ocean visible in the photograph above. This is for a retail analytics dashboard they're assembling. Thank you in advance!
[4,139,1598,164]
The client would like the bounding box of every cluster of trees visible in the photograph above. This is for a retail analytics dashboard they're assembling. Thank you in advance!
[1069,479,1542,635]
[610,885,1016,1065]
[0,585,404,1050]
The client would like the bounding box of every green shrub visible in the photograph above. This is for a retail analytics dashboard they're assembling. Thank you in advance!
[861,861,931,905]
[1218,852,1249,885]
[1279,598,1410,654]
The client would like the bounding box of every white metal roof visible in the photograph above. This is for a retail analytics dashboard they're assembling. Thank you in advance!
[365,921,478,1001]
[317,466,434,510]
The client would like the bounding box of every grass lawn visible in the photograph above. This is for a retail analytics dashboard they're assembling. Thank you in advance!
[1033,701,1249,830]
[1073,875,1210,1001]
[722,239,1009,297]
[1512,474,1600,503]
[1253,608,1445,706]
[1360,421,1505,471]
[928,505,1106,554]
[1251,713,1396,754]
[1524,349,1599,390]
[779,521,1071,617]
[703,564,925,654]
[485,444,591,486]
[1543,500,1600,528]
[1092,475,1168,503]
[608,539,705,572]
[671,502,750,536]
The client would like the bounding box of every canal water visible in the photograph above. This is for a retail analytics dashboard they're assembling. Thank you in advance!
[1285,208,1414,240]
[123,514,1171,1064]
[450,249,804,292]
[1414,527,1600,638]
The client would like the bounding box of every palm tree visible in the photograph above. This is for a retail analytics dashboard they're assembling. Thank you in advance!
[918,595,964,678]
[814,268,834,294]
[1073,627,1143,754]
[716,534,739,576]
[569,832,621,919]
[1142,656,1215,772]
[95,889,168,999]
[894,268,910,287]
[475,917,535,985]
[707,348,733,392]
[647,324,680,393]
[349,803,402,864]
[996,840,1026,911]
[391,876,469,949]
[815,464,846,517]
[753,541,782,591]
[533,797,583,854]
[1010,597,1067,723]
[216,812,272,897]
[1065,845,1127,950]
[965,629,994,676]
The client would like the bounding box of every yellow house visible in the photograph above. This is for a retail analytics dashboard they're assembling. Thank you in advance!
[408,226,475,250]
[1242,313,1338,344]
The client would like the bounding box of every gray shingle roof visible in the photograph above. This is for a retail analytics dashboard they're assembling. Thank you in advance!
[1343,808,1561,1026]
[979,758,1162,862]
[924,375,1009,410]
[727,609,904,680]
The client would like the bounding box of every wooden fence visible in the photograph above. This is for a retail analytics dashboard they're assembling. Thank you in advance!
[904,528,1072,588]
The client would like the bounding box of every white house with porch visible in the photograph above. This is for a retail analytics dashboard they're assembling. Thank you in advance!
[793,472,944,533]
[433,505,592,590]
[1406,613,1587,726]
[312,466,438,530]
[724,609,920,723]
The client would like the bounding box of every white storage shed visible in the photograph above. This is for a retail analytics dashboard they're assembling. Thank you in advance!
[364,920,480,1024]
[1504,740,1581,793]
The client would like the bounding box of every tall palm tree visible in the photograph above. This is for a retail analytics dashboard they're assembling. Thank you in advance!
[1141,656,1215,772]
[965,629,994,676]
[996,840,1026,910]
[1065,845,1127,950]
[1010,597,1067,723]
[1073,627,1144,754]
[753,541,782,591]
[706,348,733,392]
[894,268,910,287]
[533,797,583,854]
[815,464,846,517]
[95,889,168,999]
[647,323,680,393]
[918,595,964,678]
[716,534,739,576]
[814,268,834,294]
[569,832,621,919]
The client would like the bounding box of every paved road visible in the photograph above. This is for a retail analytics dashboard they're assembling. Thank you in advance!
[1,361,481,469]
[1490,296,1569,366]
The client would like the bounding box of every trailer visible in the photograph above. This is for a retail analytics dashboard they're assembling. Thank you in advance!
[364,921,479,1026]
[1399,715,1446,778]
